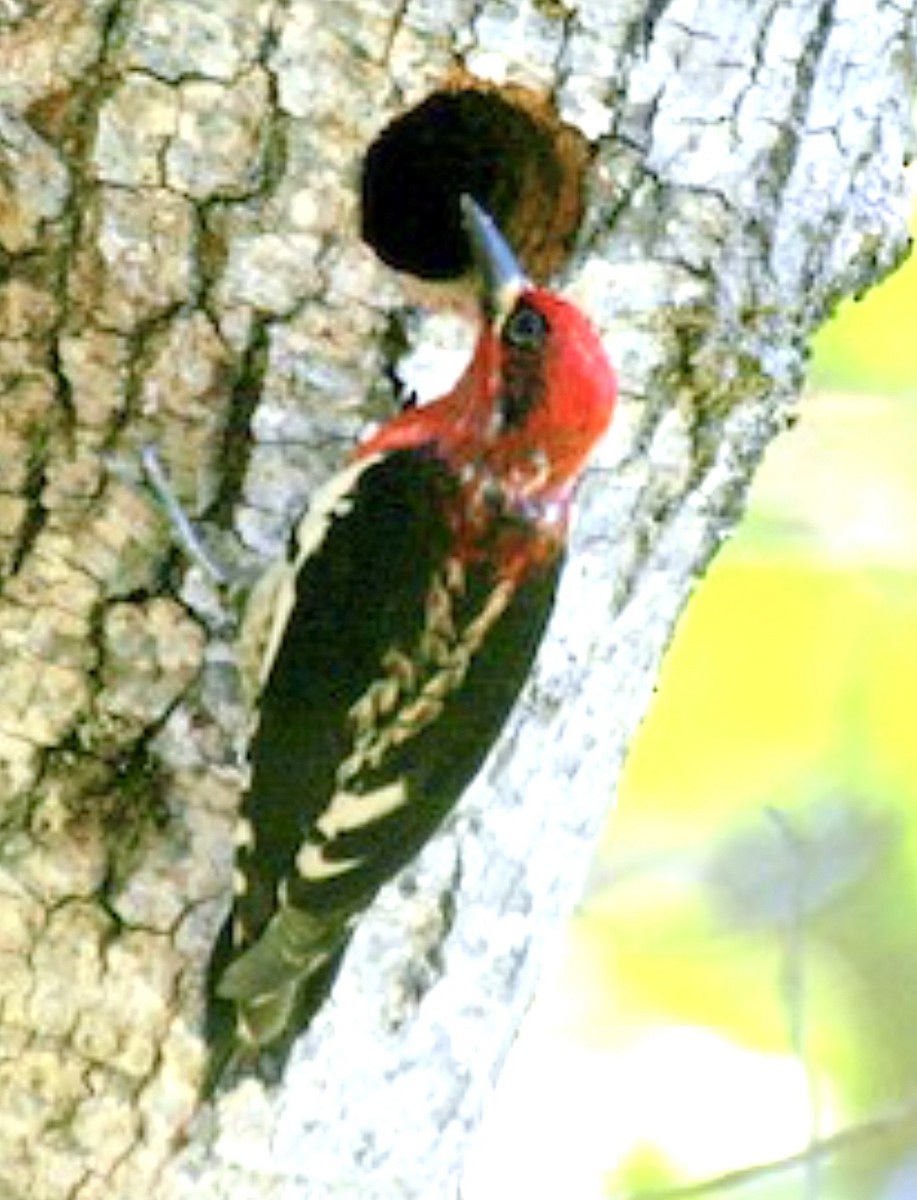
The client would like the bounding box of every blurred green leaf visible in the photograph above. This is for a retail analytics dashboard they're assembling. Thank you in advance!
[809,207,917,394]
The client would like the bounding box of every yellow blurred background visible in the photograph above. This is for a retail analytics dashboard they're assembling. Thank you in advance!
[468,207,917,1200]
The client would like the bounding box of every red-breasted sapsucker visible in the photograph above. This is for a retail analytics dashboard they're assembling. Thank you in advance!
[205,196,617,1092]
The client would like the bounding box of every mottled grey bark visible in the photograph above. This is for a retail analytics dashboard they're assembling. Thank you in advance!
[0,1,913,1198]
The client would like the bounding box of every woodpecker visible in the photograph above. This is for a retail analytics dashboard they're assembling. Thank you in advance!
[204,196,617,1092]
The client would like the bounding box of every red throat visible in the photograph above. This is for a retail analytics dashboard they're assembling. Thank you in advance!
[358,287,617,579]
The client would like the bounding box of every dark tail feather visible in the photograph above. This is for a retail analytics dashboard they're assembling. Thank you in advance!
[202,916,352,1097]
[201,918,246,1098]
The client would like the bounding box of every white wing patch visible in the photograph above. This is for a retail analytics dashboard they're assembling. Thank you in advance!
[295,782,408,881]
[315,781,407,840]
[334,561,514,790]
[294,843,364,882]
[292,566,515,886]
[237,454,383,699]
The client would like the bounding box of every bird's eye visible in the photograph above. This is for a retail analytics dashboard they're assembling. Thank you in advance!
[503,303,548,350]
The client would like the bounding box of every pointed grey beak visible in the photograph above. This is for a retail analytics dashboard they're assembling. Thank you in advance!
[460,194,528,323]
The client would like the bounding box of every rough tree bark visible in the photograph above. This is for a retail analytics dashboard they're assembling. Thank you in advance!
[0,1,913,1198]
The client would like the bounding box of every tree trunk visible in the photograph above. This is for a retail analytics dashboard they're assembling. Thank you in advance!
[0,1,913,1198]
